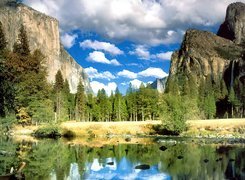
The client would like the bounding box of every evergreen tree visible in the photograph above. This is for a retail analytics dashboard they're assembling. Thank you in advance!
[228,87,239,118]
[13,25,30,56]
[86,93,95,122]
[0,21,7,117]
[160,94,187,135]
[113,88,127,121]
[75,81,86,121]
[54,70,68,122]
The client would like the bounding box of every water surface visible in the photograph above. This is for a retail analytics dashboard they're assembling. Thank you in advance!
[0,137,244,180]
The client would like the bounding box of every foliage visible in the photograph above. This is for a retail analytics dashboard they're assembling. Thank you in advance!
[75,81,86,121]
[160,94,187,135]
[34,125,61,138]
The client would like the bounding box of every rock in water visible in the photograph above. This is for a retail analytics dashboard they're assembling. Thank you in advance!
[107,162,114,165]
[135,164,150,170]
[159,146,167,151]
[0,0,91,93]
[177,155,183,159]
[217,2,245,44]
[125,137,131,142]
[204,159,209,163]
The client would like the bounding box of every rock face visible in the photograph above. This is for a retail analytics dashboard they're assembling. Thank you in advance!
[151,77,168,93]
[166,2,245,117]
[0,0,91,93]
[167,2,244,89]
[217,2,245,44]
[168,29,242,86]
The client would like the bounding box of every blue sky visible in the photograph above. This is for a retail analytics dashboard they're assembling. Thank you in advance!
[23,0,242,94]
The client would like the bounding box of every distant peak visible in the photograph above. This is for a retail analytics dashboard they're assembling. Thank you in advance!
[217,2,245,44]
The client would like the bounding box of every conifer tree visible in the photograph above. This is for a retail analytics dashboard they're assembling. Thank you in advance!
[0,21,7,117]
[75,81,86,121]
[13,25,30,56]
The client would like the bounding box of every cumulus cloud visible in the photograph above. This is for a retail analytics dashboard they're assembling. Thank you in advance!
[117,67,168,80]
[84,67,116,81]
[23,0,236,45]
[129,45,150,60]
[138,67,168,78]
[90,81,117,95]
[117,70,137,79]
[130,46,173,61]
[61,33,77,48]
[154,51,173,61]
[80,40,123,55]
[87,51,121,66]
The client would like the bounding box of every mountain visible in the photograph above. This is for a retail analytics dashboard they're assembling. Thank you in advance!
[166,2,245,117]
[217,2,245,44]
[0,0,91,93]
[151,77,168,93]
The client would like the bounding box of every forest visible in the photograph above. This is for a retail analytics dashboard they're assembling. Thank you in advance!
[0,23,244,135]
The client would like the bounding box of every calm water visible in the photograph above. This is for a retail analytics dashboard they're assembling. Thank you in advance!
[0,137,244,180]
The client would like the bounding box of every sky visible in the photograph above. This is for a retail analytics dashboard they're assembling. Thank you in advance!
[22,0,243,94]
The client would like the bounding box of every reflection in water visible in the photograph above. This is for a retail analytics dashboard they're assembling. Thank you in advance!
[0,137,244,180]
[83,157,170,180]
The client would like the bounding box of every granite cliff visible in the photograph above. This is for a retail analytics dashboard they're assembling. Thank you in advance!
[166,2,245,117]
[0,0,91,93]
[217,2,245,44]
[151,77,168,93]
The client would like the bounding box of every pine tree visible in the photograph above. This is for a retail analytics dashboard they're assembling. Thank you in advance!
[54,70,65,123]
[13,25,30,56]
[75,81,86,121]
[228,87,239,118]
[113,88,127,121]
[0,21,7,117]
[0,22,7,51]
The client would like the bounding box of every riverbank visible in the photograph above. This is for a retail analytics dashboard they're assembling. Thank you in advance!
[10,118,245,139]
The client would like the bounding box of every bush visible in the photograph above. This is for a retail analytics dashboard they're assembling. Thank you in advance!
[160,95,188,135]
[62,129,76,139]
[33,125,61,139]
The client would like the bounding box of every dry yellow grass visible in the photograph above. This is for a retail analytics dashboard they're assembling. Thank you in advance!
[61,120,161,137]
[187,118,245,129]
[11,119,245,139]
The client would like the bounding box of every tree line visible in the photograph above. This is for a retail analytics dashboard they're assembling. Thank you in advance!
[1,22,243,135]
[0,23,163,127]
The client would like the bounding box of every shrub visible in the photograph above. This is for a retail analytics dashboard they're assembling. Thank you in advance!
[62,129,76,139]
[33,125,61,139]
[160,94,188,135]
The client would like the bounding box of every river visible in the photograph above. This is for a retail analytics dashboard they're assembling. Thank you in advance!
[0,136,244,180]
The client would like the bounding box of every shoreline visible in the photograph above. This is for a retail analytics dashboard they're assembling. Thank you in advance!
[6,118,245,142]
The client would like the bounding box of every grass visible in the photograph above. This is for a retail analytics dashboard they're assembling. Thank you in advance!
[184,118,245,138]
[60,120,159,137]
[10,119,245,140]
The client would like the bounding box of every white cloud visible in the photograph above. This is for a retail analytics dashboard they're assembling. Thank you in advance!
[23,0,236,45]
[90,81,117,95]
[138,67,168,78]
[117,67,168,80]
[87,51,121,66]
[129,45,173,61]
[84,67,116,81]
[80,40,123,55]
[130,79,145,89]
[61,33,77,48]
[117,70,137,79]
[154,51,173,61]
[129,45,150,60]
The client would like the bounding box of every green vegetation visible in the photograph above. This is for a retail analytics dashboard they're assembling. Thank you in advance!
[33,125,61,138]
[0,21,244,137]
